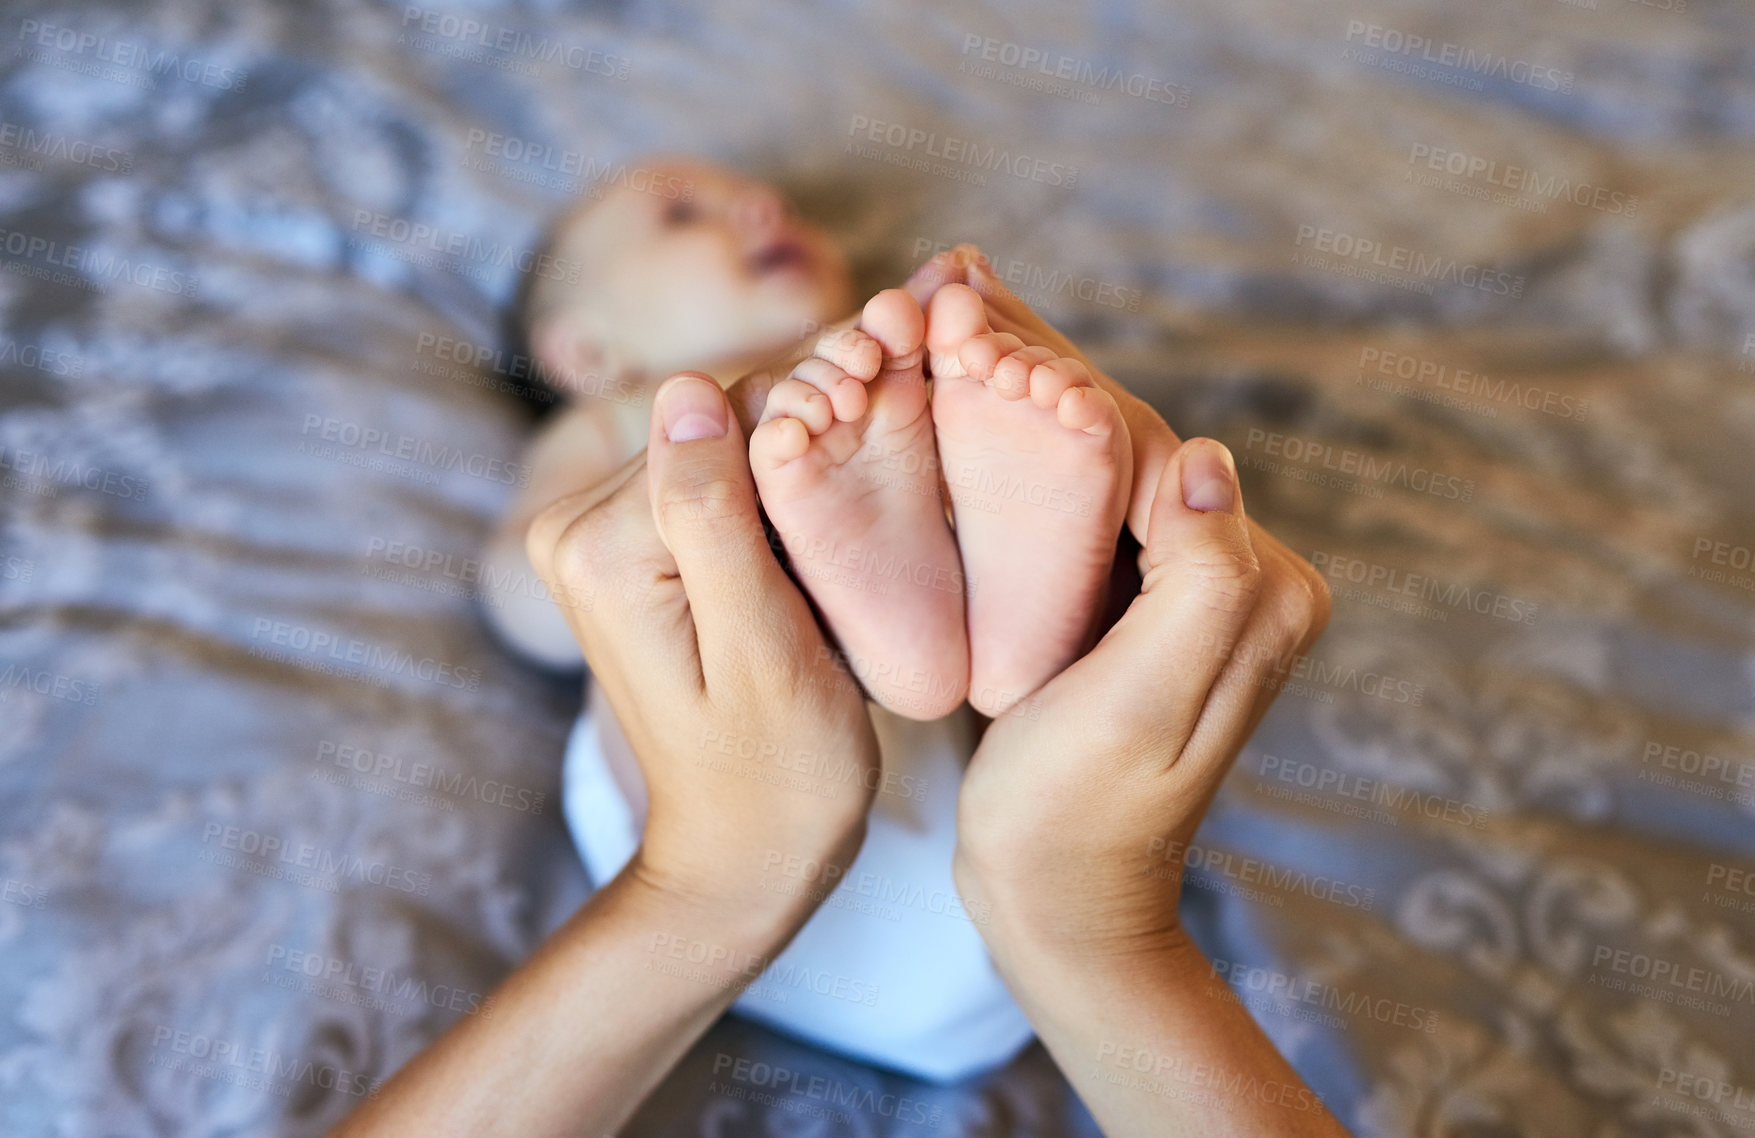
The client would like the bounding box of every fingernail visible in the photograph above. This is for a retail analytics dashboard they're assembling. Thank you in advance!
[1181,439,1237,513]
[961,248,998,293]
[906,253,947,283]
[657,375,728,443]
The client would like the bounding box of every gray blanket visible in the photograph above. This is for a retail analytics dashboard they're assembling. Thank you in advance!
[2,0,1752,1134]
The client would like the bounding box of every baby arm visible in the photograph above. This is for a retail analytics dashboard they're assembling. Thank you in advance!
[481,403,629,668]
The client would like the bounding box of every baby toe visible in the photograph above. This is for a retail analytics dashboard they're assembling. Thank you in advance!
[925,283,994,374]
[958,332,1027,386]
[860,289,926,370]
[791,357,869,422]
[992,346,1058,401]
[749,416,813,468]
[1028,356,1093,411]
[761,377,836,434]
[1056,383,1119,437]
[812,327,883,382]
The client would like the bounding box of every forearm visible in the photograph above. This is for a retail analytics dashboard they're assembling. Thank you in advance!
[988,921,1346,1138]
[329,861,813,1138]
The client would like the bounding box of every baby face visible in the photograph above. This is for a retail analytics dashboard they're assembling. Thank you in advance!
[543,160,851,382]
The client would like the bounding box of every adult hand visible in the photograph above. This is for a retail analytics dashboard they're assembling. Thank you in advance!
[913,249,1340,1135]
[955,434,1305,955]
[527,371,880,909]
[953,437,1342,1137]
[910,244,1328,744]
[336,373,878,1138]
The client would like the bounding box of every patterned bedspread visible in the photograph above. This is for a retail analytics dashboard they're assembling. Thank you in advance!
[2,0,1752,1134]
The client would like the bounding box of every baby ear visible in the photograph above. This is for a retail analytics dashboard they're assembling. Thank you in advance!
[533,316,610,398]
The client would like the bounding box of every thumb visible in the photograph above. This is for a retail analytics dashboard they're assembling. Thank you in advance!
[963,250,1181,545]
[1069,439,1261,735]
[903,244,978,306]
[1141,437,1254,583]
[646,372,806,664]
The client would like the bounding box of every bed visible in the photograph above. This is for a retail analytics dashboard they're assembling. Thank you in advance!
[2,0,1752,1134]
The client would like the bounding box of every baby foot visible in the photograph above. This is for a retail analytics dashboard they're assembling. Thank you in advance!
[926,283,1130,716]
[751,289,968,720]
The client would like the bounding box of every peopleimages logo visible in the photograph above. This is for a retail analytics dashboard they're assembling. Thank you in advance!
[712,1053,946,1128]
[399,6,629,77]
[0,446,149,500]
[847,116,1078,188]
[16,19,248,91]
[1590,945,1755,1005]
[0,225,199,297]
[313,740,547,815]
[1147,838,1377,910]
[249,618,483,692]
[701,729,928,803]
[2,878,48,909]
[1358,346,1588,421]
[1256,754,1488,829]
[200,822,434,896]
[1245,429,1477,502]
[1197,634,1428,705]
[462,131,690,201]
[263,945,494,1016]
[298,415,531,488]
[1308,551,1538,624]
[0,336,82,377]
[762,850,988,924]
[149,1026,379,1098]
[1657,1069,1755,1112]
[1342,22,1574,93]
[0,663,99,706]
[647,932,881,1007]
[957,34,1188,107]
[1406,144,1637,216]
[350,210,581,283]
[909,240,1144,312]
[1093,1042,1328,1115]
[0,120,132,173]
[1208,957,1440,1033]
[1293,225,1525,297]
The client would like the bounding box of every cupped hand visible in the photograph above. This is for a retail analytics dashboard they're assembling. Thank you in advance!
[910,247,1332,960]
[526,373,879,918]
[954,433,1324,966]
[342,371,885,1138]
[917,250,1345,1137]
[910,244,1328,744]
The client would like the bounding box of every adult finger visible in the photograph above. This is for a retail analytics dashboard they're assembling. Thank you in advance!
[951,245,1184,542]
[1052,438,1261,762]
[958,248,1331,677]
[528,451,708,676]
[644,372,821,681]
[1190,533,1333,758]
[923,245,1334,767]
[902,246,974,307]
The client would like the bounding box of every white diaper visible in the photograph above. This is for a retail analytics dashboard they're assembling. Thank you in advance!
[561,683,1034,1082]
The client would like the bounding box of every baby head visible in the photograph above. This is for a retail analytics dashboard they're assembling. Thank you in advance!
[522,157,852,399]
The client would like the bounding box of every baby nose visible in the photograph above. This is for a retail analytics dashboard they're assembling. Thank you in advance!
[732,186,787,238]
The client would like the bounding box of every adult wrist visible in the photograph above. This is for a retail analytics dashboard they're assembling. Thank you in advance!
[627,818,869,957]
[953,841,1187,983]
[962,859,1206,1028]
